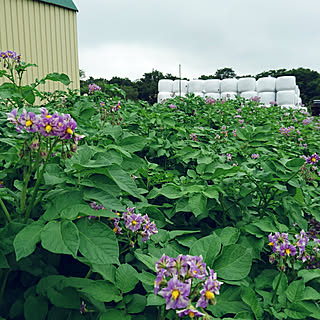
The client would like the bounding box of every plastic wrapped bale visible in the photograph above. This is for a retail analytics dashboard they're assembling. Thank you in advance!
[157,92,173,103]
[276,90,296,105]
[240,91,258,100]
[203,79,221,93]
[173,80,189,93]
[221,79,238,93]
[204,92,221,100]
[158,79,173,92]
[173,92,187,98]
[276,76,296,91]
[238,78,256,93]
[295,94,299,105]
[256,77,276,92]
[298,97,302,105]
[221,92,237,100]
[281,104,299,110]
[189,92,204,98]
[295,85,300,96]
[258,92,276,105]
[188,80,205,93]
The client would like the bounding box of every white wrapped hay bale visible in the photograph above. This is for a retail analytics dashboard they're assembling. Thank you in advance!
[240,91,258,100]
[157,92,173,103]
[281,104,298,110]
[173,80,189,93]
[276,76,296,91]
[298,97,302,105]
[158,79,173,92]
[256,77,276,92]
[204,92,221,100]
[221,79,238,93]
[238,78,256,93]
[203,79,221,93]
[295,85,300,95]
[221,92,237,100]
[276,90,296,105]
[192,92,204,98]
[295,94,299,105]
[258,92,276,105]
[173,92,187,98]
[188,80,205,93]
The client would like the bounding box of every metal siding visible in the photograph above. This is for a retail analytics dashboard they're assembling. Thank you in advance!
[0,0,80,94]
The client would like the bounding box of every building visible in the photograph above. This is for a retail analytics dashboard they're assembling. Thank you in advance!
[0,0,79,92]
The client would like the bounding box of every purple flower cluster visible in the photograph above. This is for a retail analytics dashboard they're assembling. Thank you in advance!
[302,117,313,126]
[268,227,320,270]
[111,101,121,112]
[205,97,216,105]
[251,153,260,159]
[6,108,82,141]
[226,153,232,162]
[190,133,198,141]
[88,83,101,93]
[279,126,295,136]
[155,254,223,317]
[250,96,260,102]
[113,207,158,242]
[0,50,21,63]
[169,104,178,109]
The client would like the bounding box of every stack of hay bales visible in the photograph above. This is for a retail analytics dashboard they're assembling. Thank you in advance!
[157,76,303,107]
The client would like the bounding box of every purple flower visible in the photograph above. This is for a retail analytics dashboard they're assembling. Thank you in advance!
[158,276,191,310]
[176,308,205,318]
[100,101,106,107]
[80,301,87,315]
[279,242,297,257]
[156,254,173,275]
[196,269,223,308]
[154,268,166,295]
[19,109,39,132]
[125,213,143,232]
[190,133,197,141]
[251,153,259,159]
[226,153,232,162]
[141,220,158,242]
[188,255,208,280]
[169,104,178,109]
[113,218,122,234]
[111,101,121,112]
[306,154,319,165]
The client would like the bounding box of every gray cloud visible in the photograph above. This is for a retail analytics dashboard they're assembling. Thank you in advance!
[73,0,320,80]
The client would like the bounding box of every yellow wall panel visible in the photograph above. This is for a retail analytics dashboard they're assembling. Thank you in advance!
[0,0,80,95]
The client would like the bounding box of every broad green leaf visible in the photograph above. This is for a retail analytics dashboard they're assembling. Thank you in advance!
[79,280,121,302]
[126,294,147,314]
[24,296,48,320]
[47,287,79,309]
[298,269,320,282]
[45,72,71,85]
[284,303,309,319]
[76,219,119,265]
[301,286,320,301]
[14,221,45,261]
[92,264,116,283]
[234,311,255,319]
[146,294,165,306]
[215,227,240,246]
[286,280,305,302]
[241,287,264,320]
[214,245,252,280]
[189,234,221,266]
[134,251,157,271]
[120,135,146,153]
[115,264,139,293]
[188,193,207,217]
[40,221,79,256]
[0,252,9,268]
[158,184,183,199]
[99,310,131,320]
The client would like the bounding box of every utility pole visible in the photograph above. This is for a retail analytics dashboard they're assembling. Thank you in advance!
[179,64,181,96]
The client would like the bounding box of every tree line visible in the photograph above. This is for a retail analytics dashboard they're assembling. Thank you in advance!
[80,67,320,106]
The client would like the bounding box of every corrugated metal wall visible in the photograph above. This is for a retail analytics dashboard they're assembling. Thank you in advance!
[0,0,80,92]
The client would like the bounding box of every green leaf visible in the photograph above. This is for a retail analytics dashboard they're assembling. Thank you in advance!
[115,264,139,293]
[298,269,320,282]
[215,227,240,246]
[158,184,183,199]
[134,251,157,271]
[214,245,252,280]
[146,294,165,306]
[0,252,9,268]
[302,286,320,301]
[99,310,131,320]
[107,164,142,199]
[44,72,71,85]
[188,193,207,217]
[284,303,309,319]
[14,221,45,261]
[241,287,264,320]
[286,280,305,302]
[234,311,255,319]
[47,287,79,309]
[79,280,121,303]
[189,233,221,266]
[92,264,116,283]
[40,221,79,256]
[126,294,147,314]
[76,219,119,265]
[285,158,305,169]
[24,296,48,320]
[120,135,146,153]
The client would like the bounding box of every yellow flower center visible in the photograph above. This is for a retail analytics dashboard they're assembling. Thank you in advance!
[25,120,33,127]
[268,242,274,246]
[205,290,215,300]
[59,122,62,127]
[45,124,52,133]
[66,128,73,134]
[46,115,51,118]
[189,311,195,318]
[285,248,291,255]
[311,157,316,162]
[113,227,118,233]
[193,270,197,274]
[171,289,180,300]
[132,220,137,225]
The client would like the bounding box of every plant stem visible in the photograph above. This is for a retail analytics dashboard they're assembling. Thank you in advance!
[0,269,10,307]
[0,198,11,224]
[85,268,92,279]
[272,271,283,303]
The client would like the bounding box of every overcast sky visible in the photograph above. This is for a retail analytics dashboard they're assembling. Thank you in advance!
[73,0,320,81]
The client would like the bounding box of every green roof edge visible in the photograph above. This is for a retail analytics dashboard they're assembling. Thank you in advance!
[37,0,78,11]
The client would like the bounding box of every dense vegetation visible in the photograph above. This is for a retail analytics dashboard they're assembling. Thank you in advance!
[80,67,320,106]
[0,52,320,319]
